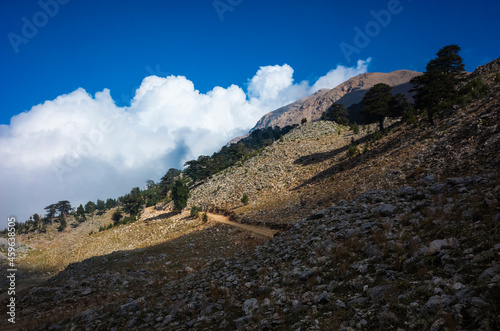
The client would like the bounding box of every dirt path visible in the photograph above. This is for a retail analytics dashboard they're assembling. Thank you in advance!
[206,213,277,238]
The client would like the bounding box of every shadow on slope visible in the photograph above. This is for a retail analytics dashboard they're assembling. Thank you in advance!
[0,220,267,329]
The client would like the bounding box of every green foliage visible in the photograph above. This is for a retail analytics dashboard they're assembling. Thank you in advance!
[495,73,500,83]
[33,213,41,229]
[101,214,136,231]
[184,126,296,182]
[373,131,383,141]
[76,204,86,223]
[159,168,182,197]
[241,193,249,205]
[324,103,349,125]
[57,215,67,232]
[202,212,208,223]
[96,199,106,211]
[171,179,190,212]
[121,187,144,216]
[411,44,465,124]
[403,108,418,126]
[142,186,162,207]
[44,204,57,218]
[190,206,200,218]
[389,94,412,117]
[146,180,156,190]
[301,117,308,124]
[105,198,117,209]
[361,83,393,131]
[84,201,96,214]
[112,209,123,224]
[76,204,85,216]
[347,144,360,157]
[57,200,73,217]
[460,78,489,101]
[350,122,360,134]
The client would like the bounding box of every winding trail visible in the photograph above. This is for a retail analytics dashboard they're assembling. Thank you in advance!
[206,213,277,238]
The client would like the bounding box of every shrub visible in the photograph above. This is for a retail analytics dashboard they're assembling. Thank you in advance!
[403,109,418,126]
[190,206,200,219]
[112,209,123,224]
[347,144,360,157]
[460,78,489,100]
[495,73,500,83]
[350,122,360,134]
[301,118,307,124]
[241,193,249,205]
[202,212,208,223]
[373,131,383,141]
[57,216,67,232]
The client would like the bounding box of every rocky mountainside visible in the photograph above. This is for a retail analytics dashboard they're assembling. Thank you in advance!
[0,59,499,330]
[189,62,499,228]
[40,174,499,330]
[251,70,421,131]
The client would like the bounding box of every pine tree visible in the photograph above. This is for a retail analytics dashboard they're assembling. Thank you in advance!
[122,187,143,216]
[323,104,349,125]
[410,45,465,124]
[56,200,72,218]
[105,198,117,209]
[44,204,57,218]
[85,201,96,214]
[112,209,123,224]
[76,204,86,222]
[171,179,190,212]
[159,168,182,196]
[361,83,393,131]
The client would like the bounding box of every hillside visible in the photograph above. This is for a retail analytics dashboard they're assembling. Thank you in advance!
[0,59,499,330]
[251,70,421,131]
[189,62,499,228]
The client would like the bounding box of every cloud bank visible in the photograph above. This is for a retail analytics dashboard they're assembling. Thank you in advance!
[0,59,370,228]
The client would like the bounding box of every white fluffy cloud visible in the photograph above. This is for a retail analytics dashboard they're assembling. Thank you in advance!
[0,60,370,228]
[311,58,371,92]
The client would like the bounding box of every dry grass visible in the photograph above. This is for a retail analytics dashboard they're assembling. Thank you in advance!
[15,207,262,275]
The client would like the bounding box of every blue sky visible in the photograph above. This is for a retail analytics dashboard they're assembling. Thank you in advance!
[1,0,499,124]
[0,0,499,227]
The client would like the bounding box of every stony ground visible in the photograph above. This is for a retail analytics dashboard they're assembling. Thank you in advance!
[0,216,268,329]
[1,59,498,330]
[7,174,498,330]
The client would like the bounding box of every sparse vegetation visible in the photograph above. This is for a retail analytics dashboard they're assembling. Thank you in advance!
[171,179,190,212]
[190,206,200,218]
[183,126,296,182]
[111,209,123,224]
[3,49,500,331]
[350,122,359,134]
[347,144,359,157]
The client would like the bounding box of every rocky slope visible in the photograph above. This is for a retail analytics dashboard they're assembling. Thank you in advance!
[190,64,499,229]
[10,174,499,330]
[251,70,421,131]
[1,59,499,330]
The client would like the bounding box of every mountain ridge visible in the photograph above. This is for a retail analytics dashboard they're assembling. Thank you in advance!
[251,69,421,131]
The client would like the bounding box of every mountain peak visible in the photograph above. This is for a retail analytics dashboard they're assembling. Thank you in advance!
[251,70,421,131]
